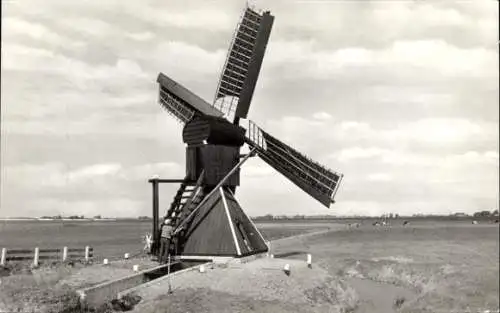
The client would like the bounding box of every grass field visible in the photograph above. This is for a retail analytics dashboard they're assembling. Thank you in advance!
[0,219,498,313]
[272,221,499,313]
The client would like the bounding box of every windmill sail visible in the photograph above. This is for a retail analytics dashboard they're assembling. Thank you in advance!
[244,120,343,207]
[213,6,274,122]
[157,73,224,123]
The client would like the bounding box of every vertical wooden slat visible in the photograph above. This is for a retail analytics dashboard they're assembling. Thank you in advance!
[152,178,159,255]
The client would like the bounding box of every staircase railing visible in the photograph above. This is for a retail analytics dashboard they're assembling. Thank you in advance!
[165,176,191,219]
[173,171,205,228]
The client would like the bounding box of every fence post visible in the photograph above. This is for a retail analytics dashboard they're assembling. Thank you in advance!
[63,246,68,262]
[33,247,39,267]
[1,248,6,266]
[85,246,90,263]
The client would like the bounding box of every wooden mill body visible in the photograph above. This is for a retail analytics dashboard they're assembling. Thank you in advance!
[183,115,246,189]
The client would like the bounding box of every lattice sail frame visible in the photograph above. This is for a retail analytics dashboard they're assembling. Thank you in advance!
[244,119,343,206]
[158,86,195,123]
[156,72,224,125]
[212,6,266,120]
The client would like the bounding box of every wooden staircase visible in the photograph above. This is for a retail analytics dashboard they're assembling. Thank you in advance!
[165,171,205,229]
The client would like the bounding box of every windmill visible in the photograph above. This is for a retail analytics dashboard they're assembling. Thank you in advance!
[149,5,343,258]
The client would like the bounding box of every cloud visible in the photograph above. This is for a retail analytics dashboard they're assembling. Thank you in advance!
[57,17,116,38]
[398,118,483,144]
[124,162,183,180]
[367,173,393,182]
[336,147,387,162]
[265,116,497,157]
[149,41,225,78]
[333,147,499,167]
[149,8,236,31]
[2,162,183,190]
[127,32,155,41]
[2,17,85,50]
[68,163,122,182]
[242,164,274,178]
[3,163,68,188]
[265,39,497,82]
[336,118,497,151]
[2,44,147,85]
[267,0,496,49]
[312,112,332,120]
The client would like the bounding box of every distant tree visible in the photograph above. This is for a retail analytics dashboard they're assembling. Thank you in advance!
[93,215,102,219]
[389,213,394,219]
[473,211,491,217]
[492,210,499,216]
[395,213,399,219]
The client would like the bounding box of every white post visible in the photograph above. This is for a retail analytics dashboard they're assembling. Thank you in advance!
[33,247,39,267]
[307,254,312,268]
[124,253,130,259]
[62,246,68,262]
[84,246,90,263]
[103,258,109,265]
[133,264,139,272]
[1,248,6,266]
[283,263,291,276]
[167,255,173,294]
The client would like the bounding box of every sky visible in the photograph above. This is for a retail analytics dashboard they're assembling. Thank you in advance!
[1,0,498,218]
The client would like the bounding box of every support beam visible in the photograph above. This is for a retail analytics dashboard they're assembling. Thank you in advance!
[147,179,187,184]
[238,153,258,158]
[151,179,159,255]
[220,188,241,256]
